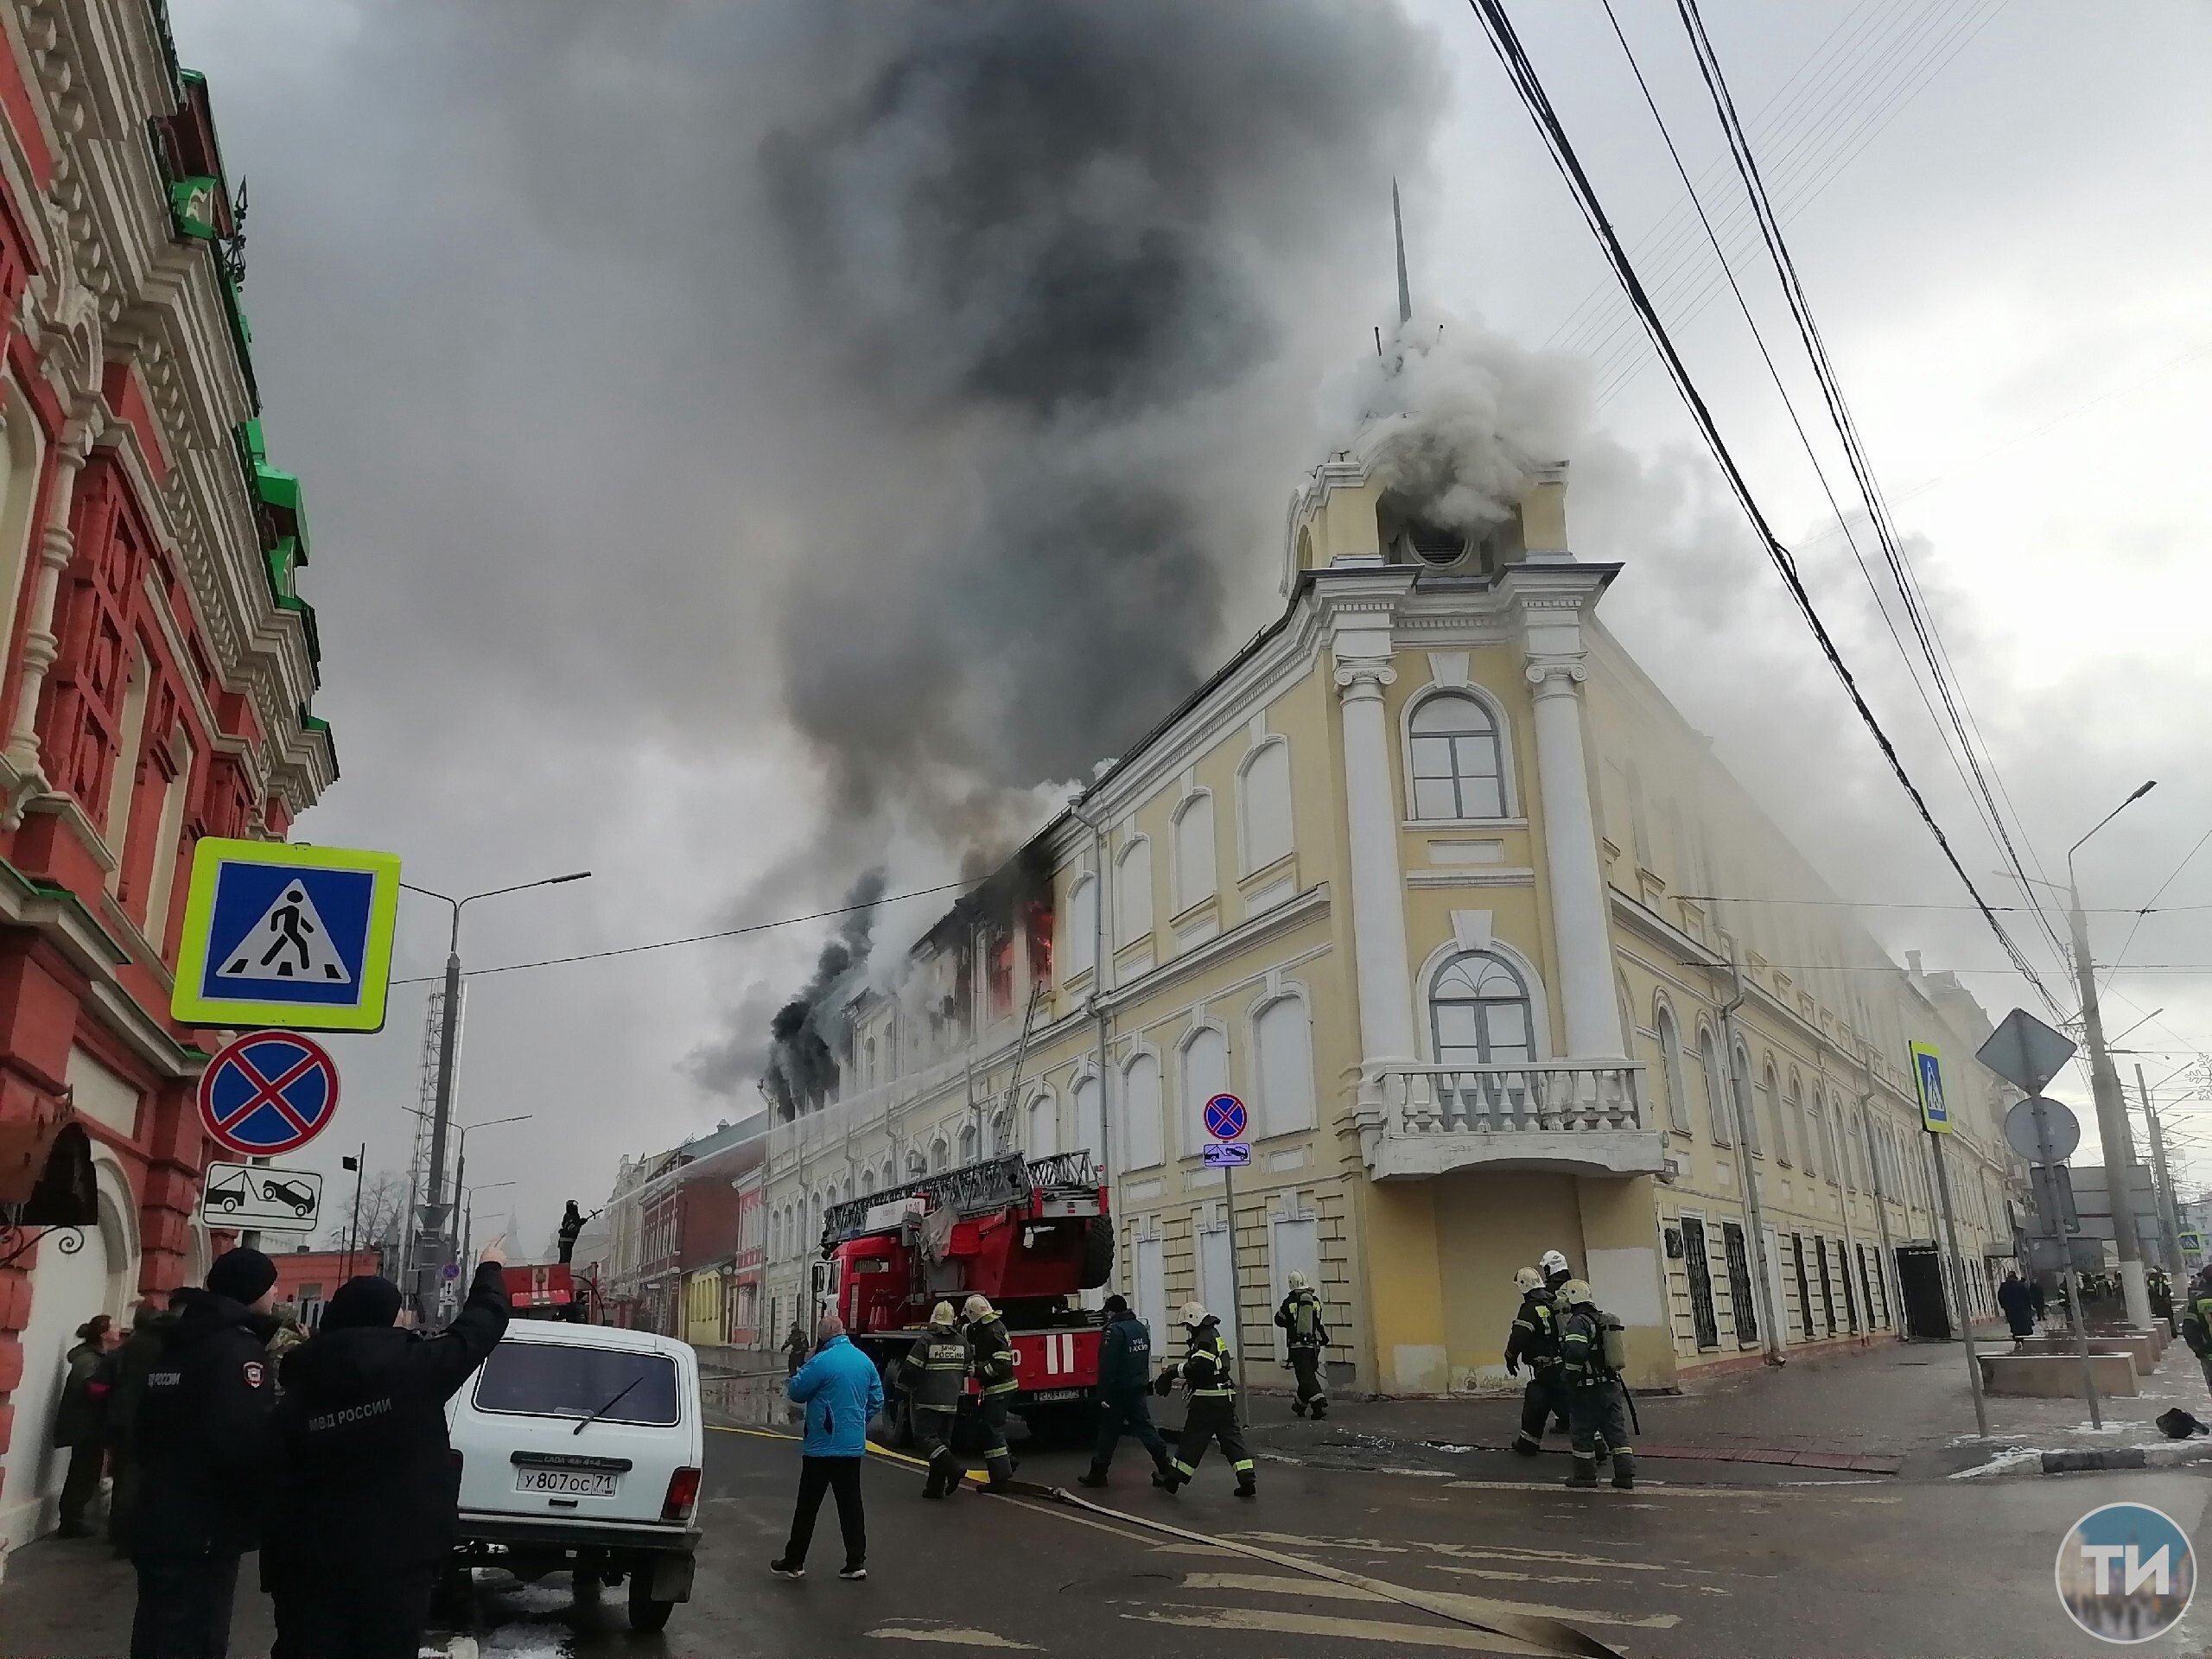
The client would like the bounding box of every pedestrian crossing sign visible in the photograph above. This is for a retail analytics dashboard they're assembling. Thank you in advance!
[1910,1040,1951,1134]
[172,839,402,1032]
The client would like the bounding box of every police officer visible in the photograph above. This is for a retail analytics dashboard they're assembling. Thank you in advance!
[1504,1266,1563,1456]
[1079,1294,1173,1490]
[1156,1302,1255,1497]
[1273,1271,1331,1419]
[130,1246,280,1659]
[898,1302,970,1499]
[961,1294,1019,1490]
[266,1238,512,1659]
[1556,1279,1635,1491]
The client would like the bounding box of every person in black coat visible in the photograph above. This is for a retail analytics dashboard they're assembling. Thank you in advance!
[1998,1271,2037,1344]
[265,1240,512,1659]
[130,1247,280,1659]
[54,1313,118,1536]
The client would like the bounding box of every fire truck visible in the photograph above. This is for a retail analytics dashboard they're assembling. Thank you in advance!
[811,1150,1113,1440]
[499,1262,603,1323]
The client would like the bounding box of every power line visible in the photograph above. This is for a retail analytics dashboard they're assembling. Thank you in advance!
[1463,0,2062,1017]
[2103,823,2212,990]
[389,879,975,988]
[1672,894,2210,915]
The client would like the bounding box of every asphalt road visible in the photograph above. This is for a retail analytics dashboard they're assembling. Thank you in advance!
[8,1415,2210,1656]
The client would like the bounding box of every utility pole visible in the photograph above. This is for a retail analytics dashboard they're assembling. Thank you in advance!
[341,1147,365,1282]
[2060,782,2158,1331]
[2139,1064,2186,1285]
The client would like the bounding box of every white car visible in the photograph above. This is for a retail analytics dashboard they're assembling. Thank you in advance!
[445,1319,704,1632]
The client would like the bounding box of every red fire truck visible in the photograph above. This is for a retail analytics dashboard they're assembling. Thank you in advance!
[812,1151,1113,1440]
[499,1262,604,1323]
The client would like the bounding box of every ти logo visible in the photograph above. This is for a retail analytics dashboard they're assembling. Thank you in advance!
[2056,1502,2195,1643]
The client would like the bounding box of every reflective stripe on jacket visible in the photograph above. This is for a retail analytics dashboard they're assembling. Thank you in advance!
[1183,1321,1236,1397]
[899,1330,972,1411]
[1558,1306,1618,1387]
[1274,1290,1328,1351]
[967,1317,1019,1396]
[1505,1289,1560,1370]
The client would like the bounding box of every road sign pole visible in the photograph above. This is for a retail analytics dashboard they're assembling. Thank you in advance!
[343,1141,365,1282]
[2037,1096,2102,1429]
[1222,1156,1244,1374]
[1928,1128,1989,1439]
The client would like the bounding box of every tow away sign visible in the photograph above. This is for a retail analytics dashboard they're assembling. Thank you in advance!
[200,1161,324,1233]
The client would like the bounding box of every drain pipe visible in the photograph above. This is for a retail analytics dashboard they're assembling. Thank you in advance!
[1717,953,1786,1365]
[1067,798,1114,1199]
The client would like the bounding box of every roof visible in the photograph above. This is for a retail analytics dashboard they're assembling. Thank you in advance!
[499,1319,694,1361]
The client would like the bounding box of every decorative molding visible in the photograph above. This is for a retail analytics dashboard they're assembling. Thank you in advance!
[1405,867,1535,889]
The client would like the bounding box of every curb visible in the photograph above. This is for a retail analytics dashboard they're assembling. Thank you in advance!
[1950,1441,2212,1480]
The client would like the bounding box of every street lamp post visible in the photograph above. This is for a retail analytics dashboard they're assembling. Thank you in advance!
[461,1179,515,1268]
[449,1114,532,1293]
[402,873,588,1318]
[2063,782,2157,1330]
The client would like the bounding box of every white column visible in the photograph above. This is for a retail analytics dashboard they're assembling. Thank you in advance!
[1525,658,1620,1058]
[1333,655,1417,1065]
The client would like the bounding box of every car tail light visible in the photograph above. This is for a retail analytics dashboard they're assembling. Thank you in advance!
[663,1466,701,1522]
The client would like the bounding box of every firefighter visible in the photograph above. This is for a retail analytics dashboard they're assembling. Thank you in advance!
[1273,1271,1330,1419]
[1155,1302,1255,1497]
[898,1302,971,1499]
[1556,1279,1635,1491]
[130,1247,280,1659]
[1504,1266,1564,1456]
[1080,1294,1173,1490]
[1540,1248,1573,1304]
[2180,1264,2212,1391]
[961,1294,1019,1490]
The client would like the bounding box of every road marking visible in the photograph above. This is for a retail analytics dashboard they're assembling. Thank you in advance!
[1236,1533,1687,1573]
[1180,1573,1678,1630]
[1431,1565,1605,1587]
[1442,1478,1901,1503]
[868,1628,1040,1649]
[1126,1605,1553,1656]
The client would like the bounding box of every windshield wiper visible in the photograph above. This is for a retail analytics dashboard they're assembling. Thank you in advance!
[572,1375,644,1436]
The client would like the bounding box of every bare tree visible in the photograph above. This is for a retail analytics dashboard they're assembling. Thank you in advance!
[321,1170,406,1262]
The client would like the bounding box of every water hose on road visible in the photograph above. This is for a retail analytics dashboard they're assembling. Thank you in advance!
[708,1425,1621,1658]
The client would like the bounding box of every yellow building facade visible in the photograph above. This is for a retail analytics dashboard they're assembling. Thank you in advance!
[762,436,2020,1395]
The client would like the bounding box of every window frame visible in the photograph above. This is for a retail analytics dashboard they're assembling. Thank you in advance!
[1402,689,1513,823]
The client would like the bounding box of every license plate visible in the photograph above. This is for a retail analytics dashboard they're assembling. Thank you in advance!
[1031,1388,1085,1402]
[517,1467,619,1497]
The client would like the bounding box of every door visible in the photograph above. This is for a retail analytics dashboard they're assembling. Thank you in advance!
[0,1222,112,1552]
[1198,1222,1233,1341]
[1896,1244,1951,1339]
[1760,1224,1786,1352]
[1792,1233,1815,1344]
[1838,1238,1860,1333]
[1815,1236,1837,1335]
[1681,1219,1719,1349]
[1720,1222,1758,1347]
[1135,1236,1166,1351]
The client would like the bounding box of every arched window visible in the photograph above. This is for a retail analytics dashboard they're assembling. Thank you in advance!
[1064,874,1097,979]
[1408,693,1505,821]
[1428,950,1534,1069]
[1730,1041,1760,1154]
[1253,995,1316,1137]
[1763,1064,1788,1165]
[1173,793,1217,912]
[1239,739,1294,872]
[1073,1074,1104,1165]
[860,1168,876,1197]
[906,1149,927,1179]
[1786,1071,1812,1175]
[1698,1027,1730,1146]
[880,1160,895,1191]
[957,1124,978,1165]
[1123,1052,1163,1170]
[1808,1092,1830,1183]
[929,1136,948,1173]
[1027,1092,1058,1158]
[1181,1027,1229,1158]
[863,1036,877,1085]
[1655,1004,1691,1133]
[1116,837,1153,945]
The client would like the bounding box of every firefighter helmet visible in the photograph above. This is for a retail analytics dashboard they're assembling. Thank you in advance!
[1179,1300,1210,1327]
[1540,1249,1571,1278]
[1560,1278,1596,1307]
[962,1294,997,1322]
[1287,1270,1310,1293]
[1514,1267,1544,1293]
[929,1300,957,1327]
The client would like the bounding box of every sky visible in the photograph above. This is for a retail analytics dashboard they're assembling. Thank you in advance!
[167,0,2212,1249]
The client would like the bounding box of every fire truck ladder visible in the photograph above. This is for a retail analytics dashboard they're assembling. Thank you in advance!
[817,1148,1100,1249]
[995,980,1047,1138]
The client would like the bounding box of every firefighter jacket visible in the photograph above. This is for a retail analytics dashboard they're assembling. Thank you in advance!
[1178,1319,1236,1399]
[265,1260,511,1579]
[2183,1290,2212,1358]
[1505,1288,1561,1373]
[899,1327,972,1411]
[966,1314,1020,1396]
[1097,1309,1154,1393]
[132,1289,277,1555]
[1274,1288,1329,1352]
[1558,1304,1621,1389]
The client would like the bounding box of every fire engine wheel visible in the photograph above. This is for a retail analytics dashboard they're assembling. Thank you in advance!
[1079,1219,1116,1290]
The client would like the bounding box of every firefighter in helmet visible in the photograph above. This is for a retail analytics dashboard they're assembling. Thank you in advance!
[1504,1266,1564,1456]
[1556,1279,1635,1491]
[897,1302,970,1499]
[1273,1271,1330,1419]
[960,1294,1018,1490]
[1154,1302,1255,1497]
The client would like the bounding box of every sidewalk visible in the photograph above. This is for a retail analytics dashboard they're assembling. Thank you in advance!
[1239,1326,2212,1483]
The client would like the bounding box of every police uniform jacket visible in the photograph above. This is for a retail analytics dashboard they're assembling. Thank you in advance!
[267,1261,511,1579]
[966,1315,1019,1396]
[1505,1288,1560,1372]
[898,1327,971,1412]
[1274,1289,1329,1352]
[132,1289,277,1555]
[1096,1310,1154,1392]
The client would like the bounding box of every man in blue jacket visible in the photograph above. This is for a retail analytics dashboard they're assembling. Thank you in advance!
[772,1313,883,1581]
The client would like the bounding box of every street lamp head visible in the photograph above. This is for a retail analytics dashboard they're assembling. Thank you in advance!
[2130,781,2158,804]
[550,871,592,885]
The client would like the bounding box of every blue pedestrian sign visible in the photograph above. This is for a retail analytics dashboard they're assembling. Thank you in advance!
[172,839,401,1033]
[1203,1093,1248,1142]
[1203,1142,1252,1168]
[1910,1041,1951,1134]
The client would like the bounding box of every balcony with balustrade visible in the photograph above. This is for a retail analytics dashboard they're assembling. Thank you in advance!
[1354,1060,1664,1180]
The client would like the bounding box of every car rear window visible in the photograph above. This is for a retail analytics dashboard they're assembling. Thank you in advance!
[473,1343,681,1427]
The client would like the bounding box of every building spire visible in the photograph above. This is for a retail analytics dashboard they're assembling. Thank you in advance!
[1392,177,1412,326]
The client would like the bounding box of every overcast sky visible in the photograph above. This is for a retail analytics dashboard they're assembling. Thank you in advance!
[168,0,2212,1248]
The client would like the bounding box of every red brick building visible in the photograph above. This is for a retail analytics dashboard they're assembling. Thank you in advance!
[268,1246,384,1327]
[0,4,334,1566]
